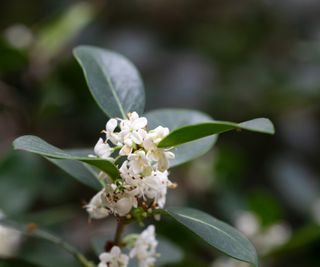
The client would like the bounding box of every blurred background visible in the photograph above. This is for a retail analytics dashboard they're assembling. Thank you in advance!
[1,0,320,266]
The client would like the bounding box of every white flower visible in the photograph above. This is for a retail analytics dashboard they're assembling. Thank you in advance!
[119,160,135,179]
[119,161,144,197]
[104,118,121,145]
[143,126,174,171]
[130,225,158,267]
[146,149,174,172]
[121,112,148,133]
[144,126,170,149]
[94,138,113,160]
[88,111,177,220]
[128,150,152,176]
[86,190,110,219]
[119,161,141,187]
[142,171,171,208]
[99,246,129,267]
[86,186,138,219]
[113,194,138,217]
[119,128,147,156]
[119,112,148,156]
[119,161,172,208]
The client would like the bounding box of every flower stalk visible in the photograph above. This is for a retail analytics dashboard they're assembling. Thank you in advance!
[114,218,126,246]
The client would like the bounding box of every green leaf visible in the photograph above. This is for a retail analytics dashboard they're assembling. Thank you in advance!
[145,109,217,167]
[46,158,100,190]
[73,45,145,119]
[13,135,120,185]
[159,118,275,148]
[165,207,258,266]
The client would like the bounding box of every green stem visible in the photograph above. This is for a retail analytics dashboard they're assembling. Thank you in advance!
[114,155,123,165]
[112,146,122,152]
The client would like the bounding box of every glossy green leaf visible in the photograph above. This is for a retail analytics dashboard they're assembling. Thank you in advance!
[159,118,275,148]
[74,45,145,119]
[165,207,258,266]
[145,109,217,167]
[13,135,120,184]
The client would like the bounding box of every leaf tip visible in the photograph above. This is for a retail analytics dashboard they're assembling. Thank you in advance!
[261,118,276,135]
[239,118,275,135]
[12,135,27,150]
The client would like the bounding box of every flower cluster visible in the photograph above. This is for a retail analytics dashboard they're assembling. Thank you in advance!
[98,246,129,267]
[129,225,158,267]
[98,225,158,267]
[86,112,176,219]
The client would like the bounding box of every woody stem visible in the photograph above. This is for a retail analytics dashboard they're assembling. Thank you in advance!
[114,218,125,246]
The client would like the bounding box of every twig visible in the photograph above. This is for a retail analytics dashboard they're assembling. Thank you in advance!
[113,218,125,246]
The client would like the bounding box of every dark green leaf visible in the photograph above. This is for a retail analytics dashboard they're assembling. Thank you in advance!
[13,135,120,185]
[74,45,145,119]
[159,118,275,147]
[145,109,217,167]
[165,207,258,266]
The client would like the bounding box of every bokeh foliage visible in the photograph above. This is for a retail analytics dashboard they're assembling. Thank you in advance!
[1,0,320,266]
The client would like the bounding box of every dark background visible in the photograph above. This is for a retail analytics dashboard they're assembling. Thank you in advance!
[1,0,320,266]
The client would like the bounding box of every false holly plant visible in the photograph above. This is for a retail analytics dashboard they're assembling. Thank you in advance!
[8,46,275,267]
